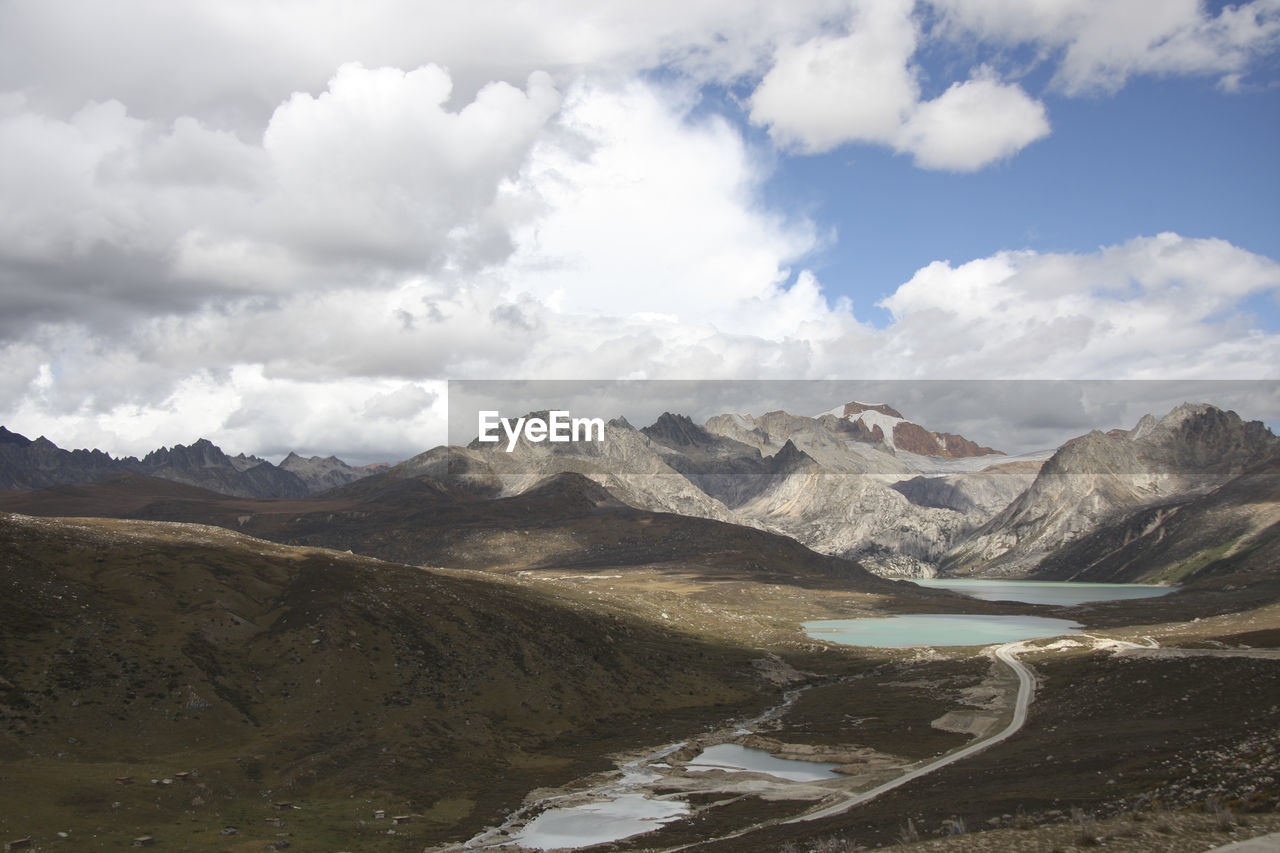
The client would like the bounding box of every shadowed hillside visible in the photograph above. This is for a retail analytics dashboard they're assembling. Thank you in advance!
[0,512,777,850]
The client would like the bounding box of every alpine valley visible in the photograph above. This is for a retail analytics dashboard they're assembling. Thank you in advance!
[1,399,1278,852]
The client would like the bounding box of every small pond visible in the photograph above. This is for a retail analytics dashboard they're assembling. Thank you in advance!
[512,793,688,850]
[803,613,1083,648]
[685,743,843,782]
[913,578,1174,606]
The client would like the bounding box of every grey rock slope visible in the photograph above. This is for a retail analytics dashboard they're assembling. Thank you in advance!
[891,461,1043,516]
[415,405,1037,577]
[1027,449,1280,586]
[279,452,377,493]
[137,438,310,498]
[467,415,741,523]
[698,406,1037,575]
[639,412,773,507]
[0,428,122,490]
[942,404,1278,577]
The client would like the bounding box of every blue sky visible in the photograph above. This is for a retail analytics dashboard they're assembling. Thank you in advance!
[759,71,1280,328]
[0,0,1277,462]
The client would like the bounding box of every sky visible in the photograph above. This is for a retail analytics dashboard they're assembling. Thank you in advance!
[1,0,1278,464]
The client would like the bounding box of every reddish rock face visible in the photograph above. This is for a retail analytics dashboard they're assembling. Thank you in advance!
[892,421,1002,458]
[834,400,1002,458]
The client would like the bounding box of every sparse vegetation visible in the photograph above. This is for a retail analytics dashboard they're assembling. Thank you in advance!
[1071,807,1100,846]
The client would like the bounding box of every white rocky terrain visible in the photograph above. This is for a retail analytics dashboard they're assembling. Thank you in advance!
[421,402,1051,576]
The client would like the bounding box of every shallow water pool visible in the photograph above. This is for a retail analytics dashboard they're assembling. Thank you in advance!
[804,613,1083,648]
[685,743,843,782]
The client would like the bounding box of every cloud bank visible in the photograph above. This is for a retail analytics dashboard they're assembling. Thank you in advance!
[0,1,1277,461]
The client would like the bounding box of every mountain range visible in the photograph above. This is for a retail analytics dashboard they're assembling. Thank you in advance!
[1,400,1275,585]
[0,427,378,497]
[3,398,1279,851]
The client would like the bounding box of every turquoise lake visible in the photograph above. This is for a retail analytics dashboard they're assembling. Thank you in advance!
[912,578,1175,606]
[803,614,1084,648]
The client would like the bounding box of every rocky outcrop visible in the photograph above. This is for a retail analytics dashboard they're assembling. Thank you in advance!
[942,404,1278,577]
[641,412,773,507]
[1028,449,1280,588]
[704,411,902,473]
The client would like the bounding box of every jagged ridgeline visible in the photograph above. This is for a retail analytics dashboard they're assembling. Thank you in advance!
[2,400,1276,582]
[0,427,380,497]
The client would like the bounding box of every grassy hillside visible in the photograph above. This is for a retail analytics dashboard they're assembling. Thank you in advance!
[0,512,777,851]
[0,471,910,592]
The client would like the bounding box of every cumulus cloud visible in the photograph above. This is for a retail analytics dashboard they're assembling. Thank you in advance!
[0,0,846,128]
[748,2,1049,170]
[0,1,1277,461]
[748,0,921,153]
[895,69,1049,171]
[257,64,559,273]
[932,0,1280,94]
[877,234,1280,379]
[505,79,821,327]
[6,228,1278,460]
[0,64,561,335]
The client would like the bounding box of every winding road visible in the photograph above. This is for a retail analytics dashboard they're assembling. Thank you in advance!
[787,640,1035,823]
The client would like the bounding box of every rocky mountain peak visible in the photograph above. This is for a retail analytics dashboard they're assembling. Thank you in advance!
[0,425,32,446]
[1128,412,1159,440]
[143,438,230,469]
[641,412,713,447]
[945,401,1277,577]
[277,450,376,493]
[767,439,818,474]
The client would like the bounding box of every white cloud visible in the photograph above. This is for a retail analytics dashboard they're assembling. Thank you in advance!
[933,0,1280,94]
[877,234,1280,379]
[0,63,563,329]
[748,0,921,153]
[0,0,847,129]
[895,69,1049,170]
[748,2,1049,170]
[256,63,560,273]
[505,79,822,327]
[6,232,1278,460]
[0,1,1277,461]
